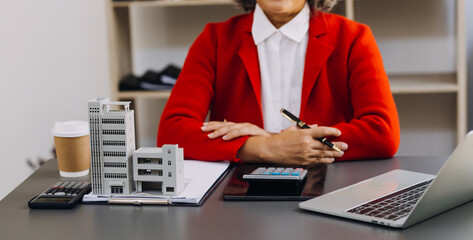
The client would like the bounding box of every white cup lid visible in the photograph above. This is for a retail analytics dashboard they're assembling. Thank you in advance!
[51,121,89,137]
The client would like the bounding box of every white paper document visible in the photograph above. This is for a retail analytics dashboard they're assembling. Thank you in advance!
[83,160,230,205]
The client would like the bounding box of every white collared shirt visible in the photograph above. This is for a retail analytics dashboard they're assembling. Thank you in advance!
[252,3,309,133]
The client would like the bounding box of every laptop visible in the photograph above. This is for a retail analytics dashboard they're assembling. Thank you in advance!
[299,131,473,228]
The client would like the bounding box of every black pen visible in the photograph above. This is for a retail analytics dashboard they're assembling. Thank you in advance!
[280,108,342,153]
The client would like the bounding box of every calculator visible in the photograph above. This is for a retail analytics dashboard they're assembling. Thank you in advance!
[28,181,91,209]
[243,167,308,181]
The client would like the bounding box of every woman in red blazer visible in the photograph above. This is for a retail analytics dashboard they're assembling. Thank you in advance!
[158,0,400,164]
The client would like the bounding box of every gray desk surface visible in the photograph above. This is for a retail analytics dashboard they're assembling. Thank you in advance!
[2,156,473,240]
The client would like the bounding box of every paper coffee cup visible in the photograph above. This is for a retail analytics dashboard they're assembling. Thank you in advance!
[52,121,90,178]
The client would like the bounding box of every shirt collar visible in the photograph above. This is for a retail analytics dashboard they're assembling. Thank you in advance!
[279,3,310,43]
[252,3,310,45]
[252,4,277,45]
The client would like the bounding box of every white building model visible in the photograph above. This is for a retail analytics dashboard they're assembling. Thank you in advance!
[88,97,184,196]
[88,98,136,195]
[133,145,184,196]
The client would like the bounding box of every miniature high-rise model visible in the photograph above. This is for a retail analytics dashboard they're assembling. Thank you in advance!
[88,98,135,195]
[133,145,184,196]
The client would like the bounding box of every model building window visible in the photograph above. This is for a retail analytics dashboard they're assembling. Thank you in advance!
[166,187,174,192]
[168,172,172,177]
[111,186,123,194]
[168,161,172,166]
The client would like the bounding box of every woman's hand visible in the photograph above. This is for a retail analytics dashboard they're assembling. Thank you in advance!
[201,121,272,140]
[237,126,348,166]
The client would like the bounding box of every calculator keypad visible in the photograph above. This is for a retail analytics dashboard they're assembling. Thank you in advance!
[243,167,307,181]
[44,182,91,196]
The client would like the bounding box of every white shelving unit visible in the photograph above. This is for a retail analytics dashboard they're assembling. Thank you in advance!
[106,0,467,154]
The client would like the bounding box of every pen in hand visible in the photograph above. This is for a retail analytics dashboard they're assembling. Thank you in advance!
[280,108,343,153]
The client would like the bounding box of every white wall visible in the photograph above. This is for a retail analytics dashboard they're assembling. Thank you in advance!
[0,0,110,200]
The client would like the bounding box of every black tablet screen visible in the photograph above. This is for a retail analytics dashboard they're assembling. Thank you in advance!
[223,164,327,201]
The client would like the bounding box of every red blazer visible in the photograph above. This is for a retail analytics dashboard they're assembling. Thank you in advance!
[158,12,400,162]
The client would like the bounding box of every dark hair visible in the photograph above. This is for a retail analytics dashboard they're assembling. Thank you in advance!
[235,0,338,12]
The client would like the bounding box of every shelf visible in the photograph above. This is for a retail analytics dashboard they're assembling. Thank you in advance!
[118,90,171,99]
[113,0,234,8]
[117,73,457,99]
[116,75,460,97]
[389,74,458,94]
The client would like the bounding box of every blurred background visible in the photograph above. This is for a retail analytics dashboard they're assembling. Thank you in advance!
[1,0,473,200]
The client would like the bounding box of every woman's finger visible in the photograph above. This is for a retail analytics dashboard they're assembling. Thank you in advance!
[222,123,271,140]
[309,126,342,139]
[308,148,344,159]
[332,141,349,151]
[201,121,234,132]
[204,122,271,140]
[207,124,236,139]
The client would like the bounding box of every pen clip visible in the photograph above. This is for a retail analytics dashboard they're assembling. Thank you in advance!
[297,121,307,128]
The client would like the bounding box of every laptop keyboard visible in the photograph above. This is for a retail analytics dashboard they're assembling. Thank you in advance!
[346,179,433,221]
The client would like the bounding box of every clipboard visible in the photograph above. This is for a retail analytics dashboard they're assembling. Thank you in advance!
[82,160,231,206]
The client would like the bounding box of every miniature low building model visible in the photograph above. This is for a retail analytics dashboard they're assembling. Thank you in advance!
[133,145,184,196]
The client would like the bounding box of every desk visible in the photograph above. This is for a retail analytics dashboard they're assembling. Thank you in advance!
[2,156,473,240]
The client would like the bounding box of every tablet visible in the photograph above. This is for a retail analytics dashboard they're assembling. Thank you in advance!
[223,164,327,201]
